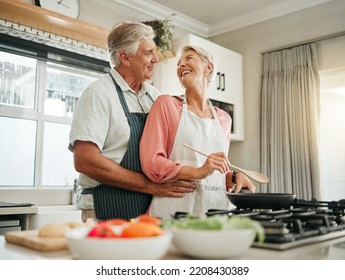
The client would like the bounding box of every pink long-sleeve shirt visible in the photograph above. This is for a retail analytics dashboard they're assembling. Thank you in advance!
[140,94,232,183]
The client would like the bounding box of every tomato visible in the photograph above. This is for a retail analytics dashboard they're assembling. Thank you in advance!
[134,214,162,225]
[122,222,163,238]
[87,223,117,238]
[86,215,163,239]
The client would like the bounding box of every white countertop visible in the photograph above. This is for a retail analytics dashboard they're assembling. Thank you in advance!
[0,206,38,215]
[1,235,345,260]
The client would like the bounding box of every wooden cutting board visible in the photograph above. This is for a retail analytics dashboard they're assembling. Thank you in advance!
[5,230,68,252]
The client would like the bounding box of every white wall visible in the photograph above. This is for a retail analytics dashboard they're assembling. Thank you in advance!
[210,0,345,194]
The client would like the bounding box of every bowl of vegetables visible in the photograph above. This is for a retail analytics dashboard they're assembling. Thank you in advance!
[66,214,172,260]
[165,215,264,259]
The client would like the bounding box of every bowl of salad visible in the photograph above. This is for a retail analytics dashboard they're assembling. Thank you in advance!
[66,214,172,260]
[164,215,264,259]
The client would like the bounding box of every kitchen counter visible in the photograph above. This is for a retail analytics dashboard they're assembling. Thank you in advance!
[0,206,37,215]
[1,235,345,260]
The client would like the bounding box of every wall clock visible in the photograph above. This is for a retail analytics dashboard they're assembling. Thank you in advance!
[35,0,80,19]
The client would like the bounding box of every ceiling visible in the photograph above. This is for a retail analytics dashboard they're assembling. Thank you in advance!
[109,0,332,37]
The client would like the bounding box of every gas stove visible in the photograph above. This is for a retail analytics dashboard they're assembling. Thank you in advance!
[173,198,345,250]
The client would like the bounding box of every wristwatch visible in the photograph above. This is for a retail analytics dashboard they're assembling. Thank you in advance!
[232,171,237,184]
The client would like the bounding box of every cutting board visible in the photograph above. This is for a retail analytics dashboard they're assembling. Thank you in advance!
[5,230,68,252]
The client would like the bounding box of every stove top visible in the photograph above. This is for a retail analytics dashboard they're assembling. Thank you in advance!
[173,198,345,250]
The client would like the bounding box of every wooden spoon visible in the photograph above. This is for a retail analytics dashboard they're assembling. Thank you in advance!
[183,143,269,184]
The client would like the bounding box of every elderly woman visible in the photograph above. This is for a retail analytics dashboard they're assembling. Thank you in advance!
[140,45,255,219]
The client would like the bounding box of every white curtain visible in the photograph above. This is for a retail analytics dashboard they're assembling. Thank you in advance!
[260,44,321,200]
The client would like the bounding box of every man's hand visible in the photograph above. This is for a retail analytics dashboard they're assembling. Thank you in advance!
[146,179,196,198]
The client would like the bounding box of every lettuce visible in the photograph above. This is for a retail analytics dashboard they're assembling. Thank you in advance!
[164,214,265,243]
[223,216,265,243]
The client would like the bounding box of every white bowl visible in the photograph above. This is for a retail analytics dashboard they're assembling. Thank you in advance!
[66,227,172,260]
[171,228,255,259]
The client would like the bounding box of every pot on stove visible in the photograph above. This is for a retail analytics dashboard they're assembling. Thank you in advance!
[226,192,296,210]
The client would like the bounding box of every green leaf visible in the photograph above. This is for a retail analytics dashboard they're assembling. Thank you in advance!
[164,214,265,242]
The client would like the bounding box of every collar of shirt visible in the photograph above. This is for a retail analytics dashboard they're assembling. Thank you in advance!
[110,68,149,97]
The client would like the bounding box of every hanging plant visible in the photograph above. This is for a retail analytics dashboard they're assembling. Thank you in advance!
[142,14,175,60]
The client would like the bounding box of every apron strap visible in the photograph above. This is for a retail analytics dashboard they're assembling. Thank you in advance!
[109,74,154,116]
[109,74,131,117]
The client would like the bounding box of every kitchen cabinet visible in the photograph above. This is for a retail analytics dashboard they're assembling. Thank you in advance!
[154,34,244,141]
[0,206,38,234]
[0,204,81,235]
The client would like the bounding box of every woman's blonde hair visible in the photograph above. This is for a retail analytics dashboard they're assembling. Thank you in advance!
[179,45,216,85]
[107,21,155,68]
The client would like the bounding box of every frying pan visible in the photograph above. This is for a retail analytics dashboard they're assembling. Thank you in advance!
[226,192,296,210]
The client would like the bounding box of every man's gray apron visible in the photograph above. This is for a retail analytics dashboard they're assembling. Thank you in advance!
[82,74,153,220]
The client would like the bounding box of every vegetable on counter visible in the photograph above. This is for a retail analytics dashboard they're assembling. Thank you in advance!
[86,214,163,239]
[87,223,118,238]
[164,214,265,243]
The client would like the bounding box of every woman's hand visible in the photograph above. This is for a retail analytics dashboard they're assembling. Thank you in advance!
[174,152,232,181]
[195,152,230,179]
[226,171,256,193]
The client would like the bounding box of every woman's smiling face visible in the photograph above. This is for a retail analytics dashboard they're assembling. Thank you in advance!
[176,49,209,88]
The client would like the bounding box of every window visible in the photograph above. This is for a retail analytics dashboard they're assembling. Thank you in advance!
[0,35,109,188]
[0,117,36,186]
[0,52,36,109]
[319,68,345,200]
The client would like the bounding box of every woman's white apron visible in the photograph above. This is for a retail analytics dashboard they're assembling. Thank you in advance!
[149,94,233,218]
